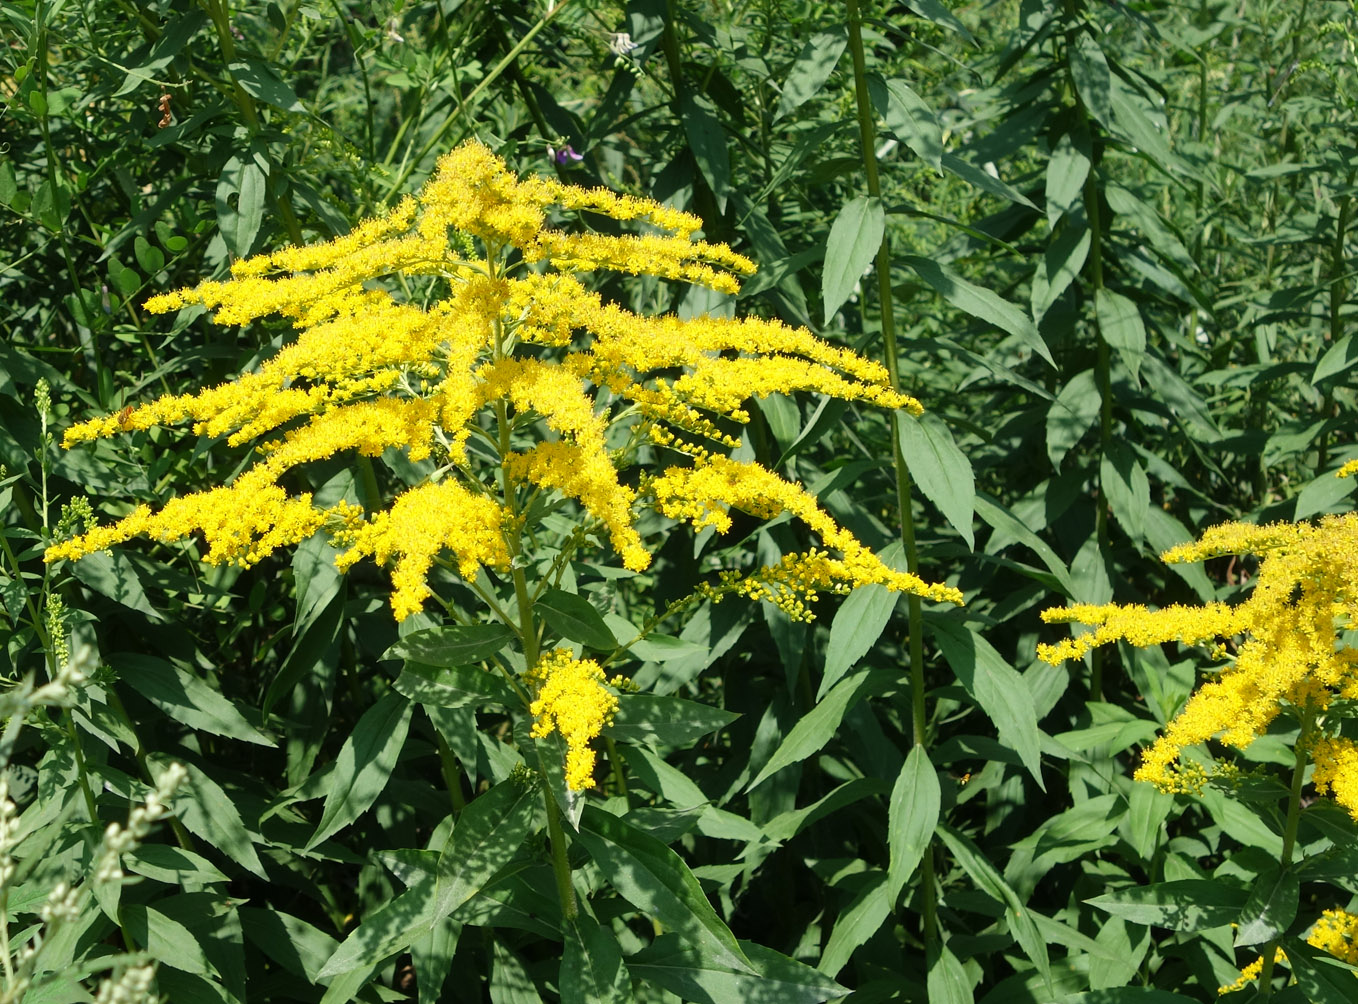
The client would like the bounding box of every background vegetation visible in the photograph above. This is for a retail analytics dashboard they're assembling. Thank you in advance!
[3,0,1358,1000]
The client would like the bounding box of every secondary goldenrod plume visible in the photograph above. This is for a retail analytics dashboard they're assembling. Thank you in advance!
[47,141,958,623]
[1039,513,1358,816]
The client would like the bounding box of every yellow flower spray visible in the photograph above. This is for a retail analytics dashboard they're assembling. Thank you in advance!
[45,142,960,814]
[1040,504,1358,991]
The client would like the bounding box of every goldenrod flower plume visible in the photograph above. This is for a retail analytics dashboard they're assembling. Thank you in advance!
[47,141,955,621]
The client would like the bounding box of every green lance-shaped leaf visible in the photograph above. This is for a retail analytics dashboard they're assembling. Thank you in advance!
[319,778,537,977]
[888,746,940,904]
[1283,937,1358,1004]
[819,580,898,699]
[819,873,890,976]
[927,616,1044,787]
[1045,131,1091,225]
[306,692,413,850]
[385,623,515,667]
[163,759,267,879]
[897,412,975,548]
[1085,879,1248,931]
[561,914,630,1004]
[681,92,731,214]
[607,694,739,746]
[577,805,753,974]
[822,196,884,325]
[1095,288,1147,382]
[1234,866,1299,947]
[627,935,846,1004]
[1031,220,1091,323]
[1100,441,1150,544]
[1069,33,1112,126]
[927,943,973,1004]
[217,155,267,259]
[394,663,518,710]
[775,28,848,121]
[868,74,942,169]
[937,824,1053,993]
[1046,368,1100,470]
[117,654,273,746]
[747,668,887,791]
[902,255,1052,367]
[538,588,616,651]
[229,57,304,111]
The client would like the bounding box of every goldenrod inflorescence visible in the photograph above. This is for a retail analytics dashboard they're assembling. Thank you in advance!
[527,649,622,791]
[1039,514,1358,813]
[46,141,958,624]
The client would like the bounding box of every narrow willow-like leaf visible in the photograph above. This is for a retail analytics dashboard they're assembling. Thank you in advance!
[1283,938,1358,1004]
[775,29,848,121]
[393,662,518,710]
[1086,879,1247,931]
[561,915,630,1004]
[937,824,1053,993]
[902,254,1051,366]
[1095,289,1147,381]
[166,760,267,879]
[627,935,845,1004]
[927,943,973,1004]
[577,805,752,974]
[897,412,975,548]
[385,623,515,667]
[868,74,942,169]
[681,91,730,213]
[117,654,273,746]
[306,692,413,850]
[747,668,884,791]
[538,588,616,651]
[819,873,889,976]
[1100,442,1150,544]
[1045,131,1091,224]
[819,582,897,700]
[927,616,1044,787]
[1233,867,1299,947]
[887,746,940,904]
[822,195,884,324]
[607,694,739,746]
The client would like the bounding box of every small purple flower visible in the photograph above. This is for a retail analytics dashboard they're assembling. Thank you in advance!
[551,144,583,165]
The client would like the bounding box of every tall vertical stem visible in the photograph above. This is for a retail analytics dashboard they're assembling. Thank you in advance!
[1256,710,1314,997]
[846,0,936,943]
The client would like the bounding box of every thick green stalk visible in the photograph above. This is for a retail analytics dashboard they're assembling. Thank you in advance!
[846,0,936,942]
[1256,711,1314,997]
[1318,169,1353,469]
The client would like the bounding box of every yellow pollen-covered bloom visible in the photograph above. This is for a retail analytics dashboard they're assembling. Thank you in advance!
[1040,513,1358,809]
[46,140,951,622]
[527,649,620,790]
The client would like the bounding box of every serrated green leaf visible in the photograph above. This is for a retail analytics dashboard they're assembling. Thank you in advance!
[385,623,515,667]
[903,254,1051,366]
[823,196,884,324]
[681,92,730,213]
[164,760,267,879]
[394,662,519,710]
[538,588,615,651]
[627,935,845,1004]
[116,653,273,746]
[1045,131,1091,224]
[1086,879,1247,931]
[928,943,973,1004]
[1234,867,1298,947]
[122,904,212,975]
[869,74,942,169]
[747,669,882,791]
[607,694,739,746]
[938,824,1053,992]
[819,873,890,976]
[888,746,939,904]
[898,412,974,548]
[927,616,1043,787]
[1096,289,1147,381]
[577,805,752,974]
[306,692,413,849]
[69,550,162,621]
[561,915,630,1004]
[820,581,897,700]
[1101,441,1150,543]
[776,29,847,121]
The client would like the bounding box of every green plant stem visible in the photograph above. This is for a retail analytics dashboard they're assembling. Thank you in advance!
[1083,165,1110,703]
[432,728,467,813]
[846,0,936,944]
[1319,169,1353,469]
[1256,711,1314,997]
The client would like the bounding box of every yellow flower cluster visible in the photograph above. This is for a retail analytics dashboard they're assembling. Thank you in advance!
[1040,514,1358,805]
[47,141,951,622]
[1218,908,1358,992]
[527,649,621,790]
